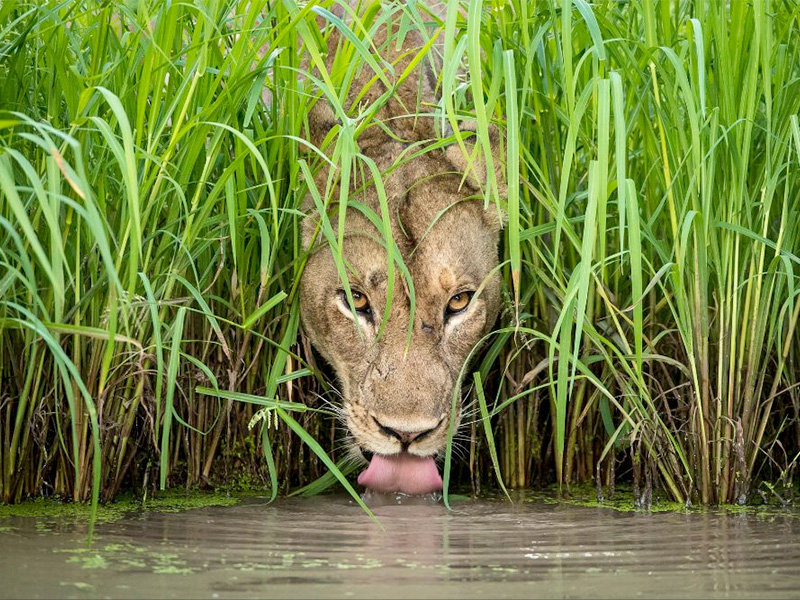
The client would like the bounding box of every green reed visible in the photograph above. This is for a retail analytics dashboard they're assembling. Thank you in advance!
[1,0,799,517]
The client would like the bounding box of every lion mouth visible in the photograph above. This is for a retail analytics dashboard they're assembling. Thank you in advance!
[357,452,443,495]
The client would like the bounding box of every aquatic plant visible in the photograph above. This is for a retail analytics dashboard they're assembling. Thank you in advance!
[1,0,799,516]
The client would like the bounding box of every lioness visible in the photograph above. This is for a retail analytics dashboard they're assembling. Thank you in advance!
[299,1,503,495]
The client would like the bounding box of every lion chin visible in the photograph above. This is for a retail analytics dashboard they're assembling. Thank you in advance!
[298,1,504,495]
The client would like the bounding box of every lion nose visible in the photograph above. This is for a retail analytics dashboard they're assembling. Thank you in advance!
[375,419,437,446]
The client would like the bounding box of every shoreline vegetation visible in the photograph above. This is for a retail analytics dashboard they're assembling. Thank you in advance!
[1,0,799,521]
[1,485,797,524]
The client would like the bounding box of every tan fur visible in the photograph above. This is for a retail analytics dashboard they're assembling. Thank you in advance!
[299,1,503,461]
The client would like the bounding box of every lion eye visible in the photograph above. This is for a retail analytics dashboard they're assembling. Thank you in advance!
[352,291,370,311]
[340,289,370,314]
[336,289,373,323]
[446,292,473,316]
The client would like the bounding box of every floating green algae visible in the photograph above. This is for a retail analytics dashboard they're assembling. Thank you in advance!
[0,489,239,525]
[542,483,687,513]
[55,542,197,575]
[67,553,109,570]
[522,483,799,519]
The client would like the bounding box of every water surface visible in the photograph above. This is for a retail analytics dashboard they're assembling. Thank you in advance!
[1,495,798,598]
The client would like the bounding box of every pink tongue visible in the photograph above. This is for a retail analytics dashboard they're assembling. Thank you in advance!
[358,454,443,494]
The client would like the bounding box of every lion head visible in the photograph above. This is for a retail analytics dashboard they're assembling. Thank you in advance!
[299,3,503,494]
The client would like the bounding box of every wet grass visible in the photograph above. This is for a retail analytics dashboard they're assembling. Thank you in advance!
[1,0,799,520]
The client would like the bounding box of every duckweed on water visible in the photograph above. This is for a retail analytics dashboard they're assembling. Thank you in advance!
[528,484,799,520]
[66,554,108,570]
[55,542,196,575]
[0,490,239,524]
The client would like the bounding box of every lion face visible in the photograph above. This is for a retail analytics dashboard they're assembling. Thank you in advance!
[300,147,501,492]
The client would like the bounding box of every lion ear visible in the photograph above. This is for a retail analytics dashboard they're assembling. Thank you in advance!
[443,121,507,200]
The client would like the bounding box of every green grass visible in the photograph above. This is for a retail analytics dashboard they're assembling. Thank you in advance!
[1,0,799,518]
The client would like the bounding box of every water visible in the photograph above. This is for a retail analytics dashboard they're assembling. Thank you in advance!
[1,495,799,599]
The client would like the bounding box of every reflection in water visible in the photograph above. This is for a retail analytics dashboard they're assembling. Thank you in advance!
[1,496,799,599]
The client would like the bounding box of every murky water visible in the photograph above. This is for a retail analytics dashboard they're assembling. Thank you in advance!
[1,495,799,599]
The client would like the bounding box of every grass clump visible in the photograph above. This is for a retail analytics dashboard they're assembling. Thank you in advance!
[1,0,799,517]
